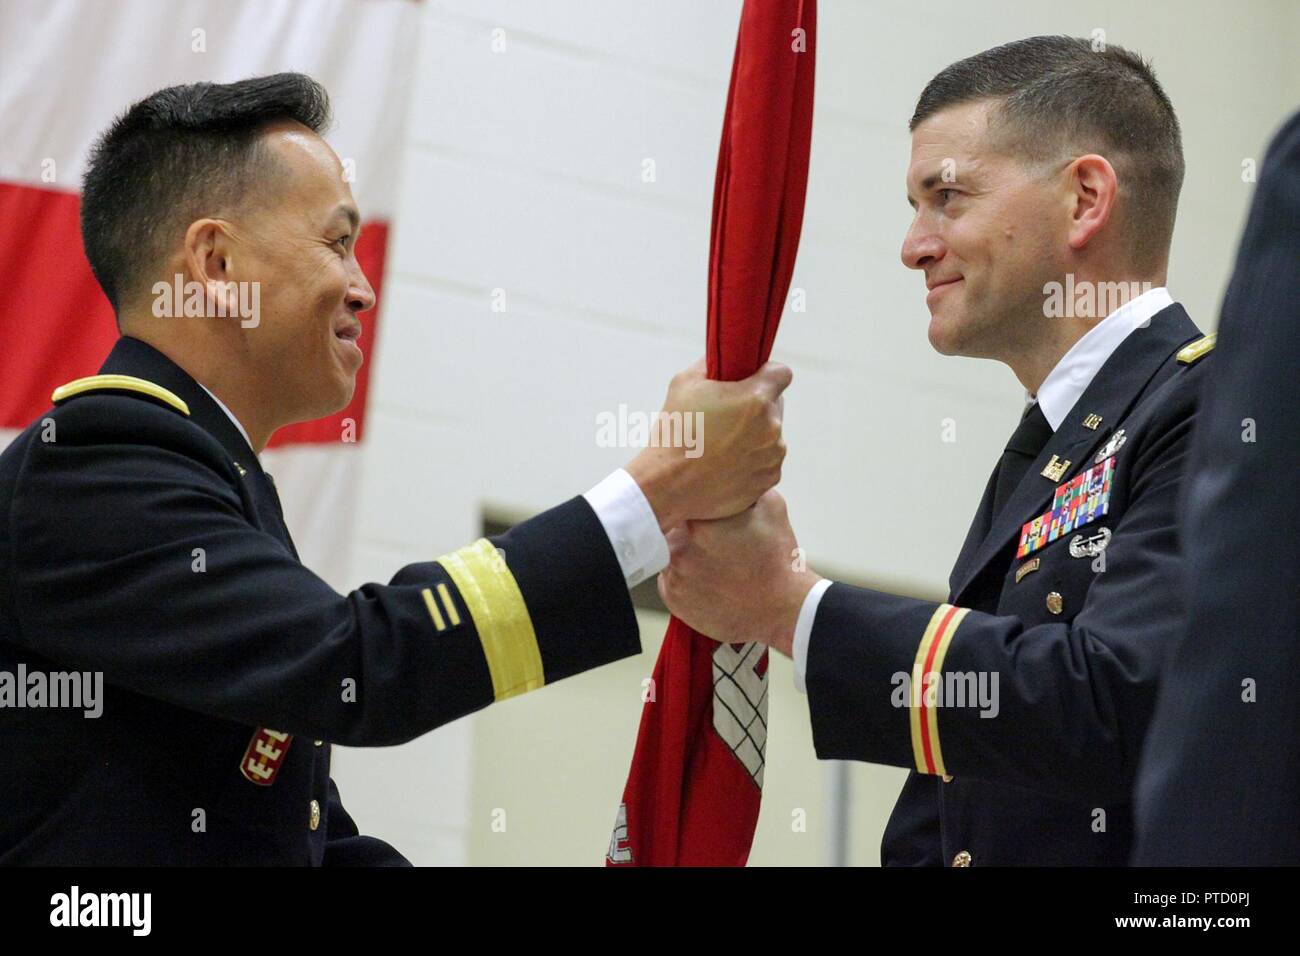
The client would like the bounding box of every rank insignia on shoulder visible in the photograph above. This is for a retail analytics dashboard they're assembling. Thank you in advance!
[241,728,293,786]
[1017,456,1116,558]
[1094,428,1126,463]
[1176,333,1217,365]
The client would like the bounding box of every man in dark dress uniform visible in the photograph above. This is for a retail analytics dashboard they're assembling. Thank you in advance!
[658,37,1213,865]
[0,74,791,864]
[1134,111,1300,866]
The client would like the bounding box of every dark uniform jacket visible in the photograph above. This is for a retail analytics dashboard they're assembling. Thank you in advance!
[805,304,1214,866]
[0,336,640,864]
[1135,112,1300,865]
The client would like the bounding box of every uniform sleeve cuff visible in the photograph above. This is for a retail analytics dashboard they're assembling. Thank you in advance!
[583,468,670,589]
[793,578,834,694]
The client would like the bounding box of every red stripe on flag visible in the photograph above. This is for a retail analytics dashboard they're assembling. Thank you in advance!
[0,183,118,429]
[0,181,387,444]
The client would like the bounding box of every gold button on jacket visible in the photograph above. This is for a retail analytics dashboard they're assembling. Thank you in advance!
[952,850,972,867]
[309,799,321,831]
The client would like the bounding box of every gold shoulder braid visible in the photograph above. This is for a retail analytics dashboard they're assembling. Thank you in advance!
[51,374,191,416]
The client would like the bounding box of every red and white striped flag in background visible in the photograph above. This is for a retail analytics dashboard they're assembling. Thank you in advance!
[0,0,420,586]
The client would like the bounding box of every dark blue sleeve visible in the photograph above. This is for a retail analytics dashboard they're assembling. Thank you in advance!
[8,396,640,748]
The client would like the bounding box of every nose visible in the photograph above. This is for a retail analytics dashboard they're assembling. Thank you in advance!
[347,259,377,313]
[901,214,945,272]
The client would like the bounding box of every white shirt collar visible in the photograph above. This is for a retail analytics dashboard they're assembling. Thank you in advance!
[1029,286,1174,431]
[197,382,256,455]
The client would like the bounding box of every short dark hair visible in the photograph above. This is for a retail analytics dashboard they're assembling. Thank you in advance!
[910,36,1184,269]
[81,72,332,312]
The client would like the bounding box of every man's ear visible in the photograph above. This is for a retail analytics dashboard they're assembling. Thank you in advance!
[1065,154,1119,252]
[182,218,240,316]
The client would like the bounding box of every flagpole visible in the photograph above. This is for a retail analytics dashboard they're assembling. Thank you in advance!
[826,760,851,866]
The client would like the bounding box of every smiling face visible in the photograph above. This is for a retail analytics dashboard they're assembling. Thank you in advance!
[227,122,375,421]
[902,99,1068,361]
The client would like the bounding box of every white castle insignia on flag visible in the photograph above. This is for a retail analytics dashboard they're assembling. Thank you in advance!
[712,642,769,787]
[607,801,633,864]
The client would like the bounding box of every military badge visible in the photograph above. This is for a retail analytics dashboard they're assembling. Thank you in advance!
[1040,455,1071,482]
[1094,428,1127,463]
[1015,558,1041,582]
[240,728,293,786]
[1069,526,1112,558]
[1016,456,1116,558]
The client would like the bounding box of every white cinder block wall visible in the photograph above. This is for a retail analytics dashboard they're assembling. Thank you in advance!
[331,0,1300,865]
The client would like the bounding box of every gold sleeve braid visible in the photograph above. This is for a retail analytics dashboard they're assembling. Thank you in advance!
[434,538,545,701]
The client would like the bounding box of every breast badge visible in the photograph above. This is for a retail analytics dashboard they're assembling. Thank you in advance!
[1017,456,1116,559]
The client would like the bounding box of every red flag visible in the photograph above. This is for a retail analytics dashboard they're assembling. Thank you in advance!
[608,0,816,867]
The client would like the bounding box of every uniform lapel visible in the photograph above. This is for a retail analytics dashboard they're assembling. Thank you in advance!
[259,472,300,560]
[948,305,1201,602]
[948,466,1001,598]
[97,336,299,554]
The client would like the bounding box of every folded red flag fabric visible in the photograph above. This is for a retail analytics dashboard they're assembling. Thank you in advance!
[608,0,816,867]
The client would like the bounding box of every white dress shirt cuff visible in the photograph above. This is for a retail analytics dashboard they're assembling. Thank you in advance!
[583,468,670,589]
[792,578,834,694]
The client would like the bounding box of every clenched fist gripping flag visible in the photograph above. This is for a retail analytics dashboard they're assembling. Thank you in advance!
[608,0,816,866]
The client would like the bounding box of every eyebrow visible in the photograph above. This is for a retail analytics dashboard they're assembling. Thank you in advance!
[330,204,361,232]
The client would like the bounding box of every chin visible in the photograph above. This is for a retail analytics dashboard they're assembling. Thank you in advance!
[300,376,356,421]
[326,375,357,415]
[927,313,964,356]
